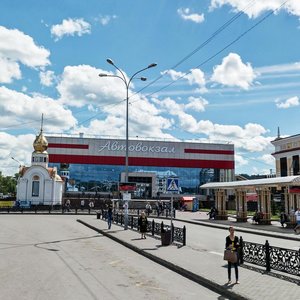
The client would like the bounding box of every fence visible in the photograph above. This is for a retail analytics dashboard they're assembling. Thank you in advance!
[240,237,300,277]
[101,210,186,246]
[114,208,176,219]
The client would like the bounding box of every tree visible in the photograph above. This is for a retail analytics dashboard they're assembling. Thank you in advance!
[0,172,17,195]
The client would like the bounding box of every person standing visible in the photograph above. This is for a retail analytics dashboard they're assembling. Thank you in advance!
[225,226,240,284]
[138,211,148,239]
[145,202,152,216]
[107,206,113,229]
[80,199,85,210]
[294,208,300,234]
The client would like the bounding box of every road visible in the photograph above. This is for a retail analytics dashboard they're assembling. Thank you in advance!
[0,215,225,300]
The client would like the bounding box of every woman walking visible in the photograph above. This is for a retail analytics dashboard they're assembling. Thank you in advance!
[225,226,240,284]
[138,211,148,239]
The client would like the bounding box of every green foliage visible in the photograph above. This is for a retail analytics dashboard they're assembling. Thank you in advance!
[0,171,17,195]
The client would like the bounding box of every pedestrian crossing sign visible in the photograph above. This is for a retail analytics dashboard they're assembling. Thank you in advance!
[167,178,179,192]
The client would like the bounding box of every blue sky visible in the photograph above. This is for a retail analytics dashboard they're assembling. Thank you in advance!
[1,0,300,177]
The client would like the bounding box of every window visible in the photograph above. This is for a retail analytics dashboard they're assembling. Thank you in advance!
[292,155,299,175]
[32,175,40,197]
[280,157,287,177]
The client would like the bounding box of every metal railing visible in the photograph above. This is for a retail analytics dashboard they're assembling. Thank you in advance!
[100,210,186,246]
[114,208,176,218]
[240,237,300,277]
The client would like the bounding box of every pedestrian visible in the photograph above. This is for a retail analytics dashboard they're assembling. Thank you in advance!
[280,211,288,227]
[89,200,94,209]
[145,202,152,216]
[225,226,240,284]
[65,199,71,212]
[138,211,148,239]
[294,208,300,234]
[107,206,113,229]
[80,199,85,210]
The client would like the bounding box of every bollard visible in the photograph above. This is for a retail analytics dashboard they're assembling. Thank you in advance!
[265,240,271,272]
[152,219,155,236]
[239,236,244,264]
[183,226,186,246]
[171,222,174,242]
[96,212,100,219]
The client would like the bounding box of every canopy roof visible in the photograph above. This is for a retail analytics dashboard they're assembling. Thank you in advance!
[200,176,300,190]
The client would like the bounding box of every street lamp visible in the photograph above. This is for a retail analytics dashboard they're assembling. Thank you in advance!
[99,58,157,229]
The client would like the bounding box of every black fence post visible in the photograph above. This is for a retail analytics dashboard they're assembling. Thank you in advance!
[161,221,164,233]
[239,236,244,264]
[173,208,176,219]
[171,222,174,242]
[75,207,78,214]
[183,226,186,246]
[48,206,51,214]
[88,208,91,214]
[166,209,168,218]
[265,240,271,272]
[131,216,134,229]
[35,206,38,214]
[152,219,155,236]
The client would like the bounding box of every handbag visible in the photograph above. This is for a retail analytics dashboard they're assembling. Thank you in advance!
[223,249,237,263]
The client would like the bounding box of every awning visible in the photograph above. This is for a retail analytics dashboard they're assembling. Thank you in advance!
[200,176,300,190]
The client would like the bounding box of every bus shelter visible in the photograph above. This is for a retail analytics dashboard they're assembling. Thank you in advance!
[200,176,300,224]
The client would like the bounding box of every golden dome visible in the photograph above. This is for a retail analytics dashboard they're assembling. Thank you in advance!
[33,130,48,153]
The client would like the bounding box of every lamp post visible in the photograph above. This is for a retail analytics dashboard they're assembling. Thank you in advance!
[99,58,157,229]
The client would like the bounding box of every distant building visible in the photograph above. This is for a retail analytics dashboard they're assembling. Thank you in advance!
[46,134,235,196]
[271,132,300,177]
[16,127,63,206]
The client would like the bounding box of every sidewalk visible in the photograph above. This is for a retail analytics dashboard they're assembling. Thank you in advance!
[78,215,300,300]
[174,210,300,241]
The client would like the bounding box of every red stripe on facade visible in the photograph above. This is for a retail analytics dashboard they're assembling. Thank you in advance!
[184,149,234,155]
[48,143,89,149]
[49,154,234,169]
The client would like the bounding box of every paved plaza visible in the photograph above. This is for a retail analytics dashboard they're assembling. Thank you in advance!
[0,211,299,300]
[79,210,300,300]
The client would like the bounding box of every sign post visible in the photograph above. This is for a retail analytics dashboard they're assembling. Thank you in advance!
[166,178,179,228]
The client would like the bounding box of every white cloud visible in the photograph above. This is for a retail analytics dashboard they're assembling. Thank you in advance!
[211,53,257,89]
[51,18,91,41]
[210,0,300,19]
[97,15,117,26]
[275,96,300,108]
[185,96,209,112]
[177,8,205,23]
[0,26,50,83]
[0,132,35,176]
[0,56,21,83]
[163,68,206,89]
[57,64,126,108]
[0,86,77,132]
[156,96,272,152]
[39,70,56,87]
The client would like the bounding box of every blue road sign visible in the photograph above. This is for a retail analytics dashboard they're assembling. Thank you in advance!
[167,178,179,192]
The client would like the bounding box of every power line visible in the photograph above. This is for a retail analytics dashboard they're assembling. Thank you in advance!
[131,0,289,102]
[132,0,257,97]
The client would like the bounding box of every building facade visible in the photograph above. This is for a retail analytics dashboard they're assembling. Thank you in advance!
[271,134,300,177]
[46,134,235,196]
[16,129,63,206]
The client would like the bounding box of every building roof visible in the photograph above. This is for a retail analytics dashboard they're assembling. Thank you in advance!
[200,176,300,189]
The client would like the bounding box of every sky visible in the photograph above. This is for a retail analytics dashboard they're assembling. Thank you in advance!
[1,0,300,177]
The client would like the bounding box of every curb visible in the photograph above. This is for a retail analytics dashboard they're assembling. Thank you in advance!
[175,218,300,242]
[77,219,250,300]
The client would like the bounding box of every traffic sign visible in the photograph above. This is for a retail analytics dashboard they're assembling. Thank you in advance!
[167,178,179,192]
